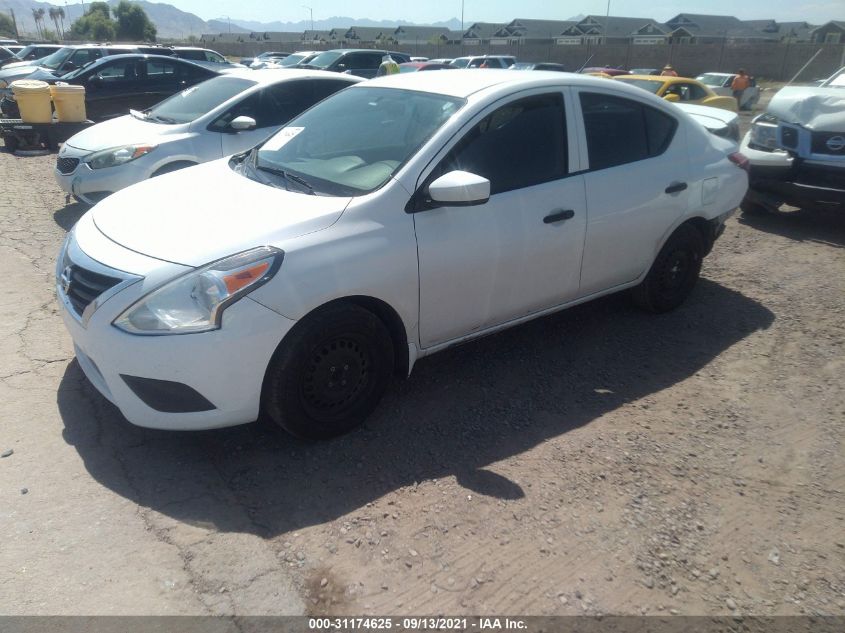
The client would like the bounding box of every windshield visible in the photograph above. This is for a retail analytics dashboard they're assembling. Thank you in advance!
[822,70,845,88]
[250,87,464,196]
[12,45,37,59]
[61,60,100,80]
[451,58,470,68]
[144,77,256,124]
[697,74,727,87]
[38,47,74,70]
[616,78,664,94]
[301,50,343,69]
[280,53,312,66]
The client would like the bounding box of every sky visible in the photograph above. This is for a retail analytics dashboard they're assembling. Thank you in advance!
[164,0,844,25]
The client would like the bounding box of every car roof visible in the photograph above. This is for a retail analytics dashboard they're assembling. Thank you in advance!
[363,68,646,99]
[81,53,217,69]
[214,67,364,85]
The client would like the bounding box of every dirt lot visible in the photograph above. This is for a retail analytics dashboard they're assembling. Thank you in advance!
[1,106,844,617]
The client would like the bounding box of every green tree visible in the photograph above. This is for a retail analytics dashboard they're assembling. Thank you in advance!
[0,12,15,38]
[68,2,116,41]
[113,1,156,42]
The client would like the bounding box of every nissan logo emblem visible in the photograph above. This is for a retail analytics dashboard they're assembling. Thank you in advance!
[60,266,73,294]
[826,136,845,152]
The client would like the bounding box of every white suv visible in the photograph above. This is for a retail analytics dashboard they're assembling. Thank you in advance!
[57,71,747,438]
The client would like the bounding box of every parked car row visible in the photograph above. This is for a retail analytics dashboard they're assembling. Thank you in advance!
[33,66,750,439]
[0,44,239,93]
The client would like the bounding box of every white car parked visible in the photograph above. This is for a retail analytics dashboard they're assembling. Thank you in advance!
[54,69,361,204]
[56,71,748,438]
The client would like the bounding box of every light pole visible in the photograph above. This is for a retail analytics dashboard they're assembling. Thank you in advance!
[302,6,313,32]
[460,0,465,55]
[221,14,231,34]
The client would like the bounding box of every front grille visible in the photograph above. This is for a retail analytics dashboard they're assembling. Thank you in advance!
[62,263,122,316]
[780,126,798,149]
[57,156,80,174]
[811,132,845,156]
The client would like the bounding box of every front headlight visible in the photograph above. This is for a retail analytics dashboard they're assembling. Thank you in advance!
[749,113,779,150]
[85,144,157,170]
[113,247,283,335]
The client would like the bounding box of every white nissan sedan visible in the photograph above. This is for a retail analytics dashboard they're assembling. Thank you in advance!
[56,71,748,438]
[54,69,360,204]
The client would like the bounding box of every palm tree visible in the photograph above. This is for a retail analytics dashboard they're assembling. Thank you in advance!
[35,8,46,39]
[31,8,41,39]
[57,7,66,39]
[48,7,61,39]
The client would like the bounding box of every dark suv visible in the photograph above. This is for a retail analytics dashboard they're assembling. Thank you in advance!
[0,44,173,89]
[298,49,411,78]
[0,54,221,121]
[0,44,64,68]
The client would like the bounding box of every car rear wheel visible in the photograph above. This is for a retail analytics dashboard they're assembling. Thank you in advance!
[632,224,704,313]
[263,303,394,439]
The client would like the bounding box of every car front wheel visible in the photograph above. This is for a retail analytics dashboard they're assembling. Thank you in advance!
[632,224,704,313]
[263,303,394,439]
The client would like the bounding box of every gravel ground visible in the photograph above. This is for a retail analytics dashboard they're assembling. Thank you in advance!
[0,102,843,616]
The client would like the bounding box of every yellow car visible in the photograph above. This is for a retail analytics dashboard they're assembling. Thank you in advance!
[615,75,738,112]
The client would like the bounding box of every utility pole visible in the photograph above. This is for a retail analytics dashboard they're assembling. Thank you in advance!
[302,6,313,32]
[10,8,19,38]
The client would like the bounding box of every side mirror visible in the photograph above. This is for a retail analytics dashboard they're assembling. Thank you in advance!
[86,75,100,88]
[230,115,257,131]
[428,170,490,207]
[63,61,76,71]
[663,93,680,102]
[336,63,346,71]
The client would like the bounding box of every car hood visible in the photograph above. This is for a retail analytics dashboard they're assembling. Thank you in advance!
[0,65,37,82]
[91,159,352,267]
[767,87,845,131]
[65,114,187,152]
[0,60,37,70]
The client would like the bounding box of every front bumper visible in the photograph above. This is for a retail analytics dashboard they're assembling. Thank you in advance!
[54,144,157,204]
[741,133,845,210]
[57,228,297,430]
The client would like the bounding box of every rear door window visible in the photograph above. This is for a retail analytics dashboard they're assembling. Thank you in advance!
[579,92,677,170]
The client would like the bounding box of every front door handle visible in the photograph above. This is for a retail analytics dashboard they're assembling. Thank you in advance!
[543,209,575,224]
[665,182,688,194]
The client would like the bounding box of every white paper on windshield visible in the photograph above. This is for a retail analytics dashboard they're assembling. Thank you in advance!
[262,127,304,151]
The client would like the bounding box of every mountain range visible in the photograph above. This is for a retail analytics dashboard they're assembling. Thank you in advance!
[0,0,463,40]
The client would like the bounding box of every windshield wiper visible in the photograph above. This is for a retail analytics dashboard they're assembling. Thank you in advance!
[254,158,315,194]
[146,114,178,124]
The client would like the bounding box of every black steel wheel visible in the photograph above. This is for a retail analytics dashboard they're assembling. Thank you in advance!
[632,224,705,313]
[263,303,393,439]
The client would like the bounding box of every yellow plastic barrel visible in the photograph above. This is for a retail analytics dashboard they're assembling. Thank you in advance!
[10,79,53,123]
[50,83,87,122]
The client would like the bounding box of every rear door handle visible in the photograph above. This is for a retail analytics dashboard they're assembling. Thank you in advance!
[543,209,575,224]
[665,182,688,194]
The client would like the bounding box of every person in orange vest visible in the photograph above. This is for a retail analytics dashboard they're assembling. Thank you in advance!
[660,64,678,77]
[731,68,752,107]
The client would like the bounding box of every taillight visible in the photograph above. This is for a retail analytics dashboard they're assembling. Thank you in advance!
[729,152,750,172]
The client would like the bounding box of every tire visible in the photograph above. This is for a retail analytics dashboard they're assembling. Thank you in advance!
[151,161,195,178]
[4,136,18,153]
[632,224,705,313]
[262,303,394,440]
